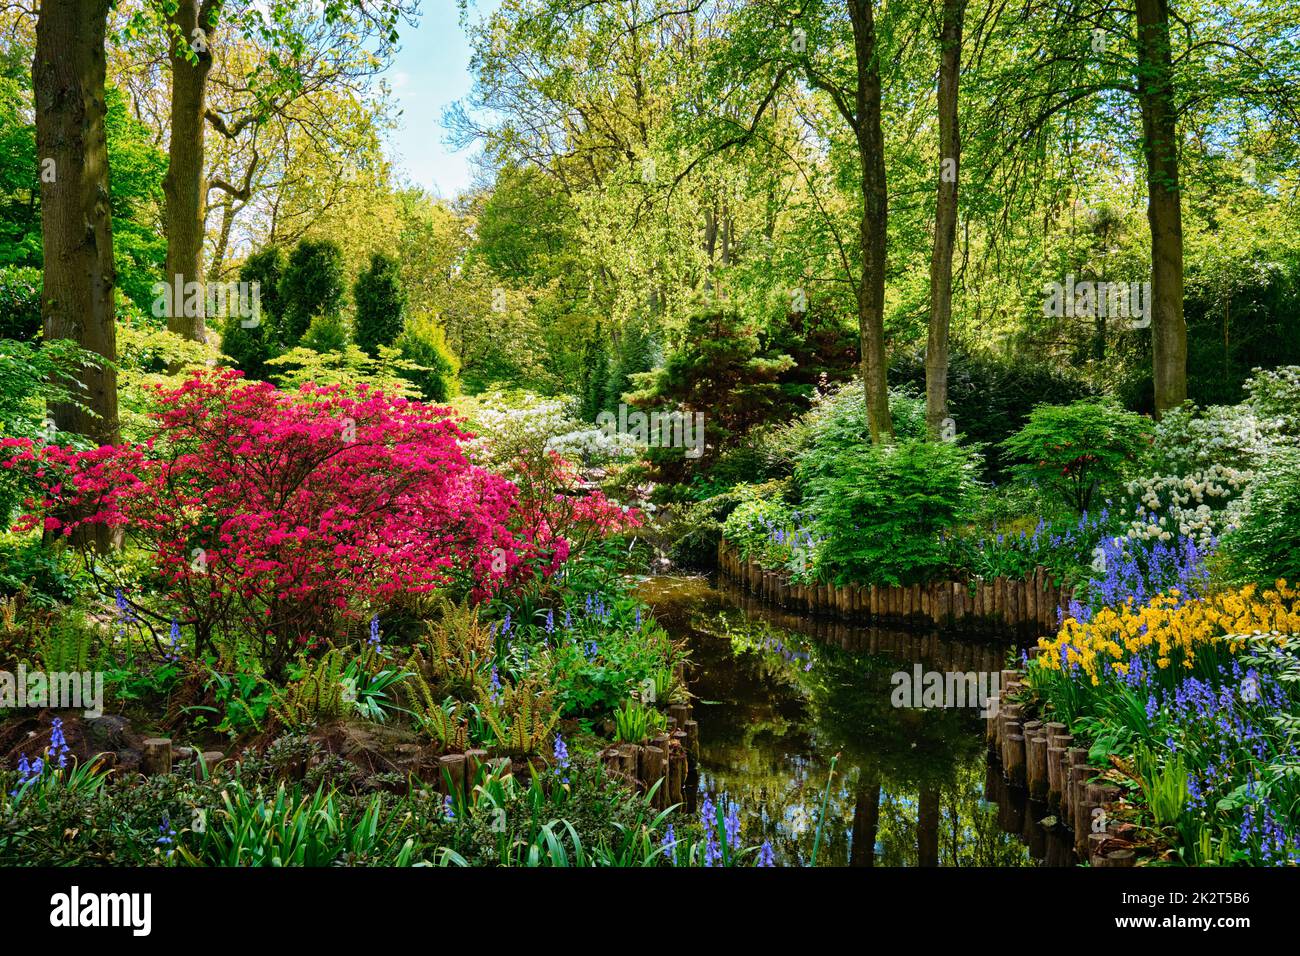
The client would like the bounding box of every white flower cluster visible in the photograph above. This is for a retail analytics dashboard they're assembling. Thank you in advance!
[544,427,644,464]
[1151,402,1273,474]
[1123,466,1250,548]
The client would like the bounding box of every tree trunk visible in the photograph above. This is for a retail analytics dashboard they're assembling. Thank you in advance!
[1135,0,1186,416]
[208,200,237,283]
[33,0,119,551]
[917,785,940,867]
[162,0,217,342]
[850,0,893,442]
[849,772,881,867]
[926,0,965,438]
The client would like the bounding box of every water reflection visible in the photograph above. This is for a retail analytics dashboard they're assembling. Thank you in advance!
[638,575,1076,867]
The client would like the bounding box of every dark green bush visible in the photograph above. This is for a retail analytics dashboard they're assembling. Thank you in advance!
[1001,399,1153,514]
[890,348,1095,479]
[396,315,460,402]
[278,238,345,344]
[353,252,407,357]
[800,438,979,586]
[1226,448,1300,584]
[0,265,40,340]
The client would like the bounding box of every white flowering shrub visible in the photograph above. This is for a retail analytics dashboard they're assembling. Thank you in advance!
[1244,365,1300,438]
[1150,401,1273,475]
[1123,367,1300,550]
[1122,468,1250,549]
[544,426,644,466]
[455,390,584,471]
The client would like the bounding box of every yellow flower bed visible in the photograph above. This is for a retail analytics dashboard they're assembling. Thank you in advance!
[1036,580,1300,684]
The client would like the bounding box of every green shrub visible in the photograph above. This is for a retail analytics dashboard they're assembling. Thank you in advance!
[396,314,460,402]
[793,385,927,495]
[220,247,286,381]
[666,491,742,569]
[800,438,978,586]
[353,252,407,357]
[278,238,345,343]
[1001,399,1153,514]
[1226,447,1300,583]
[239,247,285,327]
[0,265,41,340]
[890,348,1095,478]
[299,312,351,353]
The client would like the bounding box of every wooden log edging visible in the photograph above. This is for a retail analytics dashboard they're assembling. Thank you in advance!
[716,540,1073,634]
[599,700,696,809]
[987,671,1134,867]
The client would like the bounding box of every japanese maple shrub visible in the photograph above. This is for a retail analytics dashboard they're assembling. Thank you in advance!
[3,369,544,677]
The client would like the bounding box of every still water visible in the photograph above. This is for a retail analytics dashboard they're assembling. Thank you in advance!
[637,575,1077,867]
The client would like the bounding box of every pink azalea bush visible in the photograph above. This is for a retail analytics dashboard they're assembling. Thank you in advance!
[2,369,629,675]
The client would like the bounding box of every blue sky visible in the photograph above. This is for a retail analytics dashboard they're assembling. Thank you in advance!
[383,0,502,198]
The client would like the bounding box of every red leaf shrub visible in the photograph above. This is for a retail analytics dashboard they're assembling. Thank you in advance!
[2,369,574,674]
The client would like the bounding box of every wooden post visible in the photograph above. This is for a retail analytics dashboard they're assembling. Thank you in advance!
[669,703,690,730]
[1003,733,1027,788]
[1046,746,1066,811]
[1027,733,1049,801]
[437,753,466,797]
[684,720,700,764]
[142,738,172,776]
[640,745,667,808]
[668,748,686,806]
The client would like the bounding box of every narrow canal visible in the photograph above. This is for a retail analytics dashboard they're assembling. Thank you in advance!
[637,574,1077,867]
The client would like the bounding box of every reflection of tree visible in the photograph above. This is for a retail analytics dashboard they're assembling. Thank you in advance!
[648,579,1037,867]
[849,771,881,868]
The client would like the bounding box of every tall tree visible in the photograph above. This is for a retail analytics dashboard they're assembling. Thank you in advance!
[801,0,895,443]
[33,0,119,550]
[162,0,219,342]
[925,0,966,437]
[1134,0,1186,415]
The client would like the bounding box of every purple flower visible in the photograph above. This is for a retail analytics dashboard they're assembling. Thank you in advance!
[47,718,69,769]
[757,840,775,867]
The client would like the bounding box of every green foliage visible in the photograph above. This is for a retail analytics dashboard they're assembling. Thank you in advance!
[278,238,346,344]
[265,342,423,399]
[578,323,609,422]
[180,781,418,867]
[299,312,351,353]
[35,608,95,672]
[604,320,655,410]
[890,349,1096,479]
[1002,399,1154,513]
[612,699,666,744]
[220,248,286,380]
[1133,742,1189,828]
[239,247,285,327]
[665,491,743,569]
[276,649,352,728]
[0,266,40,340]
[353,251,407,356]
[395,314,460,402]
[1226,448,1300,583]
[480,674,559,755]
[800,437,979,586]
[629,303,795,468]
[0,537,83,607]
